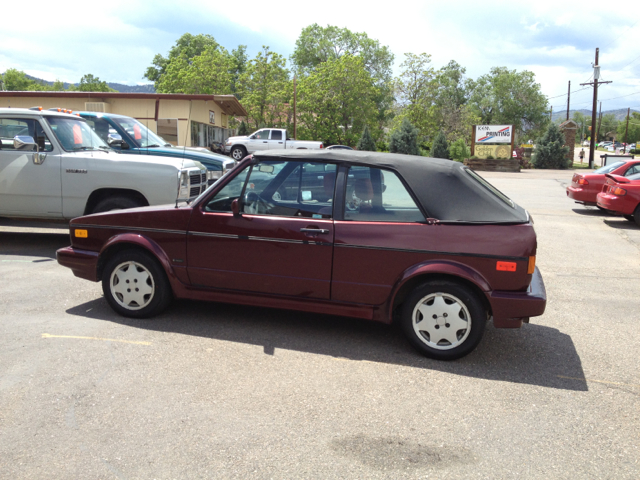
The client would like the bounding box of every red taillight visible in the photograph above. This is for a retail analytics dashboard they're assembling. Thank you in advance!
[612,187,627,196]
[320,144,323,149]
[578,177,589,185]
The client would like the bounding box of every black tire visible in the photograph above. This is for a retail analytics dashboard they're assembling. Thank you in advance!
[624,215,635,222]
[102,249,172,318]
[634,205,640,228]
[400,281,487,360]
[230,146,247,161]
[93,196,142,214]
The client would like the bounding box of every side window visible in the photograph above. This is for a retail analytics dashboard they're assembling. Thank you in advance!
[270,130,282,141]
[255,130,270,140]
[204,165,250,212]
[84,118,112,144]
[624,164,640,176]
[242,160,337,218]
[344,166,424,223]
[0,118,53,152]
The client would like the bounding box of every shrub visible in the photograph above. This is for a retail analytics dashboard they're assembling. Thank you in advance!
[449,138,470,163]
[532,123,571,169]
[356,125,376,151]
[389,118,419,155]
[431,130,450,159]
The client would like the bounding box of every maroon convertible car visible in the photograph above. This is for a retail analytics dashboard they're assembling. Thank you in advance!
[57,150,546,360]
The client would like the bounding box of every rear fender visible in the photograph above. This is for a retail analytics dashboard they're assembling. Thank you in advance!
[386,260,491,323]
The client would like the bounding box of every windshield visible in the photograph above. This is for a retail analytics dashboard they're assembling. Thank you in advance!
[112,117,169,148]
[594,162,625,174]
[45,117,109,151]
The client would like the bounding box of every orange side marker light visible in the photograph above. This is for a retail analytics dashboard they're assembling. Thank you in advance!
[74,229,88,238]
[527,256,536,274]
[497,261,517,272]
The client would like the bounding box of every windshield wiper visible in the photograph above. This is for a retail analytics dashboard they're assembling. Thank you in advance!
[147,144,161,148]
[72,146,98,151]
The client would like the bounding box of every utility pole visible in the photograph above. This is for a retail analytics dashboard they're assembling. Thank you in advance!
[624,107,630,153]
[581,48,612,168]
[566,81,571,121]
[293,76,297,140]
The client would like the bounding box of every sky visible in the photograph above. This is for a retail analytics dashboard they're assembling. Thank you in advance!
[2,0,639,113]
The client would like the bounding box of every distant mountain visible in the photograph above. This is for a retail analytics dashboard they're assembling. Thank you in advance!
[552,108,640,122]
[23,74,155,93]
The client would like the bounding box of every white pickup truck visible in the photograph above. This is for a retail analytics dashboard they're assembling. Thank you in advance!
[0,108,209,220]
[225,128,323,161]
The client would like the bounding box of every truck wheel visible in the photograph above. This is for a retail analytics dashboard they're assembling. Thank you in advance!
[230,146,247,161]
[92,196,142,214]
[102,249,172,318]
[400,280,487,360]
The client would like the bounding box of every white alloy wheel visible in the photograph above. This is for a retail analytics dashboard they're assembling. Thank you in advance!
[411,292,471,350]
[109,260,155,311]
[231,146,246,161]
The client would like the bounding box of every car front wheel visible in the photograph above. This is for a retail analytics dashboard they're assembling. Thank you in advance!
[401,281,487,360]
[102,250,172,318]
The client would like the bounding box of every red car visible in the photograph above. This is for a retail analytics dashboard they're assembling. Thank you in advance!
[596,172,640,226]
[57,151,546,360]
[567,160,640,206]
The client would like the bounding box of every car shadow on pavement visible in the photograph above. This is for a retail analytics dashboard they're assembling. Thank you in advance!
[571,208,609,217]
[0,232,69,260]
[603,219,638,230]
[67,298,588,392]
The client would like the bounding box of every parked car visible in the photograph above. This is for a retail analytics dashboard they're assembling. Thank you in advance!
[0,108,207,220]
[78,112,234,184]
[56,150,546,360]
[596,172,640,225]
[225,128,323,160]
[567,160,640,206]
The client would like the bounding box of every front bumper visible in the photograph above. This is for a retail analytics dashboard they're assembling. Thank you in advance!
[56,246,99,282]
[488,267,547,328]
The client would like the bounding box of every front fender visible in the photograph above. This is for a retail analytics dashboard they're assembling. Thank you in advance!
[383,260,491,323]
[99,233,179,286]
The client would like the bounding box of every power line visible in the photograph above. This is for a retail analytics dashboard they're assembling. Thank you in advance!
[547,86,591,100]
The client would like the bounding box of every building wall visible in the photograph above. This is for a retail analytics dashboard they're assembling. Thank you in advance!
[0,95,230,147]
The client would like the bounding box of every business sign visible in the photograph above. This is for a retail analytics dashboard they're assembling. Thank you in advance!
[475,125,512,143]
[474,144,512,159]
[209,110,215,125]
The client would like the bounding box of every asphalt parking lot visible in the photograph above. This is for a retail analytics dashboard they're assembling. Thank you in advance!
[1,169,638,479]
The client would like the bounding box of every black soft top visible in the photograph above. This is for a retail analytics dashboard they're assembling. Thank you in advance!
[254,150,529,224]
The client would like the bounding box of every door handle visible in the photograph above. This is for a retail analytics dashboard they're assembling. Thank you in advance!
[263,141,268,143]
[300,228,329,234]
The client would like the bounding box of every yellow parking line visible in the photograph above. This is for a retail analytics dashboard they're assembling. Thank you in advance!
[557,375,640,388]
[42,333,151,345]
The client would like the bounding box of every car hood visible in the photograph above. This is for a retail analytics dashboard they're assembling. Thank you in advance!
[70,203,194,231]
[226,135,248,143]
[142,147,232,169]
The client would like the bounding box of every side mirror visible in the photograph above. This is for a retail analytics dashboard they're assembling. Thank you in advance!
[231,198,241,217]
[107,133,123,146]
[14,135,37,151]
[120,140,130,150]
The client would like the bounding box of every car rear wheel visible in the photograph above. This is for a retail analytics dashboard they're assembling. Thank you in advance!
[102,250,172,318]
[634,205,640,228]
[230,146,247,161]
[401,281,487,360]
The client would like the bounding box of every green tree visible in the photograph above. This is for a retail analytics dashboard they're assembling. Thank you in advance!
[237,46,291,131]
[431,130,450,159]
[292,24,394,126]
[237,120,250,136]
[1,69,36,90]
[532,123,570,169]
[230,45,248,98]
[389,118,419,155]
[155,47,233,94]
[468,67,549,139]
[599,113,619,140]
[144,33,219,87]
[77,74,115,92]
[617,112,640,145]
[297,55,378,147]
[449,138,470,162]
[356,125,376,151]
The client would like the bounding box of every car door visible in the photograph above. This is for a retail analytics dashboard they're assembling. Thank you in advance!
[267,129,285,150]
[186,159,337,299]
[0,117,62,217]
[246,129,271,152]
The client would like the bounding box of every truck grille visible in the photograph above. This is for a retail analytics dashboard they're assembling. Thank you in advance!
[187,169,207,199]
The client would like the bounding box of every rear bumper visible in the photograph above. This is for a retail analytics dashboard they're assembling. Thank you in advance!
[566,185,595,204]
[56,246,99,282]
[488,267,547,328]
[596,193,634,215]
